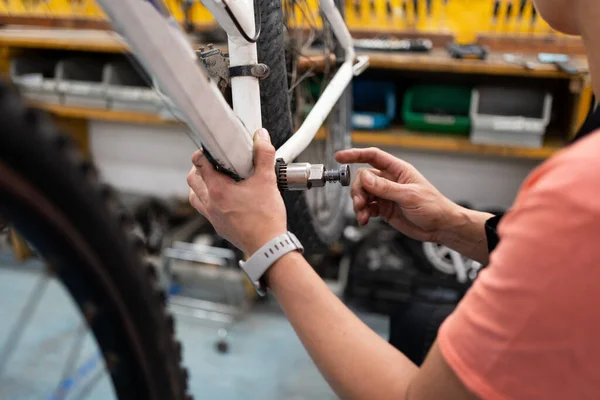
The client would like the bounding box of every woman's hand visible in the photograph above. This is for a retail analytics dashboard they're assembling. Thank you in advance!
[187,129,287,255]
[335,147,461,243]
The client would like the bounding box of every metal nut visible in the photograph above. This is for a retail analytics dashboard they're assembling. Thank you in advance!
[307,164,326,188]
[251,64,271,79]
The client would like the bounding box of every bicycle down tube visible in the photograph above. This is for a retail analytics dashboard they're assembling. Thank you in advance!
[95,0,368,175]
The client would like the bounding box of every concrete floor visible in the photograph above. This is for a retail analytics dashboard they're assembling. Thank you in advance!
[0,260,388,400]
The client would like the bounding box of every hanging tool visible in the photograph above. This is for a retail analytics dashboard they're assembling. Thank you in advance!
[386,0,393,19]
[402,0,408,23]
[504,0,513,33]
[516,0,527,33]
[503,54,536,70]
[426,0,432,21]
[538,53,579,75]
[440,0,449,29]
[529,4,537,34]
[491,0,501,32]
[412,0,419,25]
[182,0,195,33]
[353,0,361,17]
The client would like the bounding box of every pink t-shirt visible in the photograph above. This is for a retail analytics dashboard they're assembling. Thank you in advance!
[438,130,600,399]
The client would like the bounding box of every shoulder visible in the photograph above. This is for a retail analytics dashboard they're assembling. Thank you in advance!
[512,129,600,213]
[437,131,600,399]
[497,129,600,261]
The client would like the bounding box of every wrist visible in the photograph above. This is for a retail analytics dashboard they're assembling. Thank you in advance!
[244,228,288,255]
[264,250,305,288]
[239,230,303,295]
[436,205,494,248]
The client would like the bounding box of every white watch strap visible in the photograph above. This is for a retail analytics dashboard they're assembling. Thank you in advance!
[239,232,303,295]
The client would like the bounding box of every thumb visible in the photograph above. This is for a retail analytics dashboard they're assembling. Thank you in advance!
[253,128,277,177]
[361,169,405,201]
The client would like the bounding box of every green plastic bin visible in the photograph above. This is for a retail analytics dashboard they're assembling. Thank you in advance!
[402,85,472,135]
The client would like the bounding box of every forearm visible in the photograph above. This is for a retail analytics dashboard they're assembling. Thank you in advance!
[437,206,494,264]
[266,251,419,400]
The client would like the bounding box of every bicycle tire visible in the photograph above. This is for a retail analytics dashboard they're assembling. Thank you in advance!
[256,0,351,252]
[0,82,190,400]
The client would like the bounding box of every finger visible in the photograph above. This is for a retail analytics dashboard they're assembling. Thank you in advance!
[352,194,376,215]
[351,168,381,207]
[191,149,203,167]
[360,169,413,202]
[351,175,369,212]
[191,149,229,189]
[353,196,367,216]
[186,166,209,204]
[335,147,410,180]
[356,202,379,225]
[188,188,208,217]
[357,209,369,226]
[252,128,277,180]
[350,168,375,198]
[367,202,380,218]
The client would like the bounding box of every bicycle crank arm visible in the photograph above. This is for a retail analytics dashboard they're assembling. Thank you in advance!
[275,159,351,191]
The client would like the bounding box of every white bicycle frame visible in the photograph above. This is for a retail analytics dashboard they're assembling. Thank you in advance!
[96,0,368,179]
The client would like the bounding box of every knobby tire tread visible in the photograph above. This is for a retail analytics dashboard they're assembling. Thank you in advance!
[0,82,190,400]
[256,0,346,252]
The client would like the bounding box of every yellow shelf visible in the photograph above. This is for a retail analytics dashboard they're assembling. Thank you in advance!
[36,103,175,125]
[348,129,562,160]
[37,103,562,159]
[0,27,129,53]
[0,28,588,79]
[365,50,588,79]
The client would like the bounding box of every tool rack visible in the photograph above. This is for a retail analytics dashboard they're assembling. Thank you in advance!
[0,0,592,173]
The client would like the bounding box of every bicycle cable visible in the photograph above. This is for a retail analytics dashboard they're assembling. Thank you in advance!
[222,0,261,43]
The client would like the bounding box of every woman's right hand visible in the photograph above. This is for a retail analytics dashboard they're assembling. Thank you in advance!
[335,147,461,243]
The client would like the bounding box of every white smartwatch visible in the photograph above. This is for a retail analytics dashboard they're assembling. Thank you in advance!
[239,232,304,296]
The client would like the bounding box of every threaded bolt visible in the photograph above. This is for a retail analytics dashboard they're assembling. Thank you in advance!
[324,165,350,186]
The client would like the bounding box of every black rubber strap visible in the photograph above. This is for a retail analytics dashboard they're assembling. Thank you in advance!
[571,102,599,143]
[485,214,504,254]
[229,65,255,78]
[203,148,243,182]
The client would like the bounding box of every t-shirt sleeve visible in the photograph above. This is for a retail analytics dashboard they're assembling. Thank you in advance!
[437,142,600,400]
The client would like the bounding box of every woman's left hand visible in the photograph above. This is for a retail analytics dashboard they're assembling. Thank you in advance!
[187,128,288,255]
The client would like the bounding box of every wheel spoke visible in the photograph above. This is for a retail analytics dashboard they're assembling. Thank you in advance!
[0,269,50,380]
[71,366,105,400]
[54,322,88,400]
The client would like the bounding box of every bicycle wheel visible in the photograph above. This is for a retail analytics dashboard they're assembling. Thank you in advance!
[0,83,190,399]
[256,0,352,252]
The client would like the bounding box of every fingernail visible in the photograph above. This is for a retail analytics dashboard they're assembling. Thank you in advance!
[363,171,375,186]
[353,195,359,205]
[256,128,270,142]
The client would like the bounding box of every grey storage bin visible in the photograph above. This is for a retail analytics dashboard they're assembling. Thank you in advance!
[10,56,61,104]
[57,58,107,108]
[104,61,161,113]
[470,86,553,148]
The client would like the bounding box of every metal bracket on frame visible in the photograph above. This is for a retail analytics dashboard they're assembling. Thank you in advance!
[228,63,271,79]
